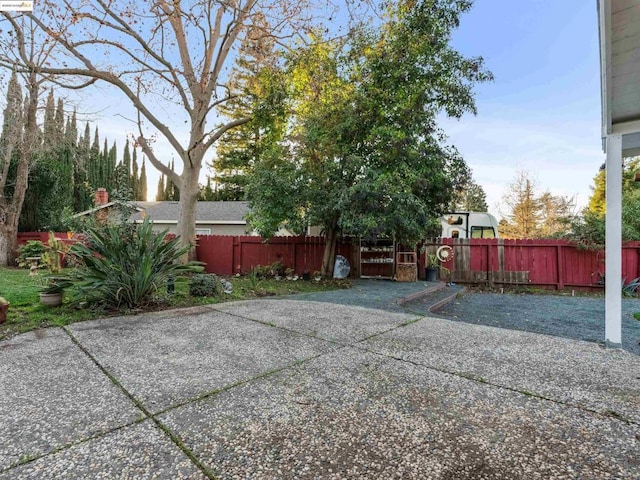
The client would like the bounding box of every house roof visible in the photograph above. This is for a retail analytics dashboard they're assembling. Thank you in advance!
[72,201,144,218]
[129,201,250,224]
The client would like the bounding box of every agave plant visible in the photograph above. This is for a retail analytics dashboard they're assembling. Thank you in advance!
[69,218,202,308]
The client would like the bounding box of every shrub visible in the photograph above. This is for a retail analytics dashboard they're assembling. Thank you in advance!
[252,264,271,279]
[252,261,283,279]
[189,274,221,297]
[69,217,202,308]
[42,232,69,274]
[16,241,46,268]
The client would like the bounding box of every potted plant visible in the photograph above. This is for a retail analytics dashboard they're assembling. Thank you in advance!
[424,253,449,282]
[39,276,72,307]
[0,296,9,324]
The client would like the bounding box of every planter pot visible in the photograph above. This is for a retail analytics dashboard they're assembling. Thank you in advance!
[425,267,439,282]
[0,302,8,324]
[40,292,63,307]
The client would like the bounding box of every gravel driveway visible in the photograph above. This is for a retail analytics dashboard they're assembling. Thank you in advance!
[424,292,640,356]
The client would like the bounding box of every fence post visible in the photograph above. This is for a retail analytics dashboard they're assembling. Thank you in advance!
[557,244,564,290]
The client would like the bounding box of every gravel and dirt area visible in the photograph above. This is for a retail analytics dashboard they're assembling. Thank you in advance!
[410,291,640,356]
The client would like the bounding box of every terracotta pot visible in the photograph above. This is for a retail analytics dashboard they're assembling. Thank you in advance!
[0,302,8,324]
[39,292,63,307]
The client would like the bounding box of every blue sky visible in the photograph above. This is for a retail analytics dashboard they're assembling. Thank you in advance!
[439,0,603,215]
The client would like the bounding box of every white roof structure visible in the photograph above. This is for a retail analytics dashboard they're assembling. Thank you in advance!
[600,0,640,144]
[598,0,640,346]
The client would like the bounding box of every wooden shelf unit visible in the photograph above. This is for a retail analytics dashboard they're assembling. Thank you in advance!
[360,238,395,279]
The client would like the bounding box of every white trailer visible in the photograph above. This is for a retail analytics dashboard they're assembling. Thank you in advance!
[440,212,499,239]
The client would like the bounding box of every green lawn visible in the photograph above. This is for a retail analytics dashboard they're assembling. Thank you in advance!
[0,267,349,341]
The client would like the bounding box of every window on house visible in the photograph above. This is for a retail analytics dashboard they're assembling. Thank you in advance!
[195,228,212,235]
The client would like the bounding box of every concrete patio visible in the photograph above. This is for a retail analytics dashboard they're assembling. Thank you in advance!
[1,292,639,479]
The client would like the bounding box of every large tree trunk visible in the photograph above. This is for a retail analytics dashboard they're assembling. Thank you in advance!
[176,153,204,263]
[0,75,36,267]
[0,224,10,267]
[0,224,18,267]
[321,218,339,278]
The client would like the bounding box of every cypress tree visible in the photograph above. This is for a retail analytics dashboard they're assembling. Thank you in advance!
[139,157,148,201]
[132,148,140,199]
[101,138,109,189]
[65,109,77,147]
[54,98,65,146]
[156,174,165,201]
[122,139,132,191]
[107,141,117,191]
[89,126,100,188]
[43,89,56,147]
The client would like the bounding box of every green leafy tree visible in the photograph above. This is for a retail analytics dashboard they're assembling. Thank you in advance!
[248,1,492,276]
[452,178,488,212]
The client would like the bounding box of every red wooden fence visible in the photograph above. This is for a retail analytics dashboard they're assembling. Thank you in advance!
[421,238,640,289]
[17,233,640,289]
[195,235,355,276]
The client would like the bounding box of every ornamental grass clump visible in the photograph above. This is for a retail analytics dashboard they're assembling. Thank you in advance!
[69,218,202,308]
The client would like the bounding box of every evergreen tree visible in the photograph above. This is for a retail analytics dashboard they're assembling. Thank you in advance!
[43,89,56,147]
[20,92,75,230]
[54,98,65,144]
[452,179,488,212]
[132,148,140,200]
[498,171,574,239]
[200,177,215,200]
[156,174,165,201]
[89,127,100,189]
[122,139,132,193]
[101,138,109,190]
[139,157,148,201]
[164,159,180,200]
[65,109,77,147]
[74,122,93,212]
[211,13,277,200]
[499,171,542,238]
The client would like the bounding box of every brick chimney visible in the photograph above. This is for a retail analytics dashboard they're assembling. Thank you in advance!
[95,188,109,206]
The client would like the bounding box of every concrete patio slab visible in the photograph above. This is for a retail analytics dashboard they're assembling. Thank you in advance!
[0,420,206,480]
[213,299,417,343]
[68,308,337,412]
[0,329,140,470]
[160,348,639,480]
[363,315,640,424]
